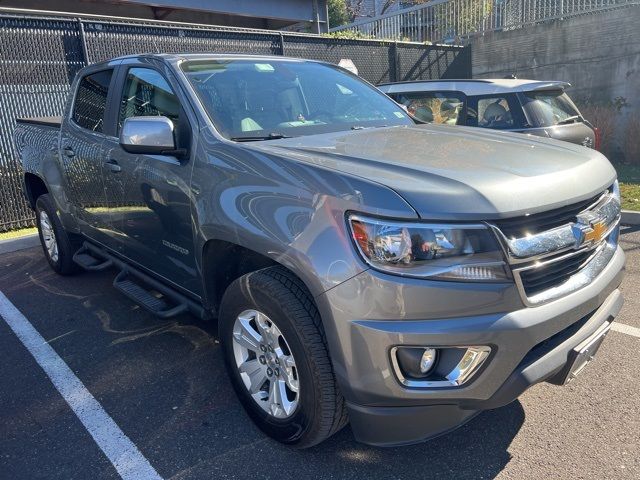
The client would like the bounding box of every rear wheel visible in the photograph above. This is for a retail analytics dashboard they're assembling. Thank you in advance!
[219,266,348,448]
[35,194,81,275]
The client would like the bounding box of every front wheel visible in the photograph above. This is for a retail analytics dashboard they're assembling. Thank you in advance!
[219,266,348,448]
[35,194,81,275]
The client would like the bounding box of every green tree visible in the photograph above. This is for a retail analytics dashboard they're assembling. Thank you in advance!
[328,0,350,28]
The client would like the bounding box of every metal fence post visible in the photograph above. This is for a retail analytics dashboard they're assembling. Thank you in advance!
[279,32,286,56]
[77,18,90,66]
[391,41,400,82]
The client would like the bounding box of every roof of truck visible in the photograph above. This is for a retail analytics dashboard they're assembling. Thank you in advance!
[377,79,571,96]
[83,53,323,72]
[82,52,322,76]
[112,53,311,62]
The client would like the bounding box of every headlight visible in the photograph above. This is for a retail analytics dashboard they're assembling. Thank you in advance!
[348,214,509,281]
[612,180,620,203]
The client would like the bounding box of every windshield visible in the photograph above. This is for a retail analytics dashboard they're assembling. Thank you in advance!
[523,90,582,127]
[180,59,413,140]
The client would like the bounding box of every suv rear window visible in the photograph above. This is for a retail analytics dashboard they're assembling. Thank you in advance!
[72,69,113,133]
[522,90,581,127]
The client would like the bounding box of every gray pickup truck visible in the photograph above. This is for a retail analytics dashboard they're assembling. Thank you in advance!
[14,54,624,448]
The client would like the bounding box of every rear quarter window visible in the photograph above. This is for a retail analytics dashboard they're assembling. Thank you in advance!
[72,69,113,133]
[522,90,581,127]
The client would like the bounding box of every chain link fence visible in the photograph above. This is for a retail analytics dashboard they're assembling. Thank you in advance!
[331,0,639,44]
[0,9,470,232]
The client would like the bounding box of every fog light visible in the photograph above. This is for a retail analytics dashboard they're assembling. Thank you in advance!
[395,347,439,378]
[420,348,437,374]
[391,345,491,388]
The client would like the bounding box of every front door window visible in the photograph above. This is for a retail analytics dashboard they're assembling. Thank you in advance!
[119,67,180,131]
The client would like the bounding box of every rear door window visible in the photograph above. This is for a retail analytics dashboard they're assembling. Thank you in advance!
[521,90,581,127]
[390,91,465,125]
[72,69,113,133]
[467,94,525,129]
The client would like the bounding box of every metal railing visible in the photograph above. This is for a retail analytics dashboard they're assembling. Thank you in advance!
[331,0,639,44]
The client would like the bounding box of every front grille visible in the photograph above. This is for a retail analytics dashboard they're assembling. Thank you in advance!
[495,192,604,239]
[519,249,594,297]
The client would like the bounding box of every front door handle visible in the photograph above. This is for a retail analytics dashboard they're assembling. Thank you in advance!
[104,159,121,173]
[62,146,75,157]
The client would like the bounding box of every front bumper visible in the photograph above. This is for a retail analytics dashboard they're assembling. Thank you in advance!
[315,245,625,446]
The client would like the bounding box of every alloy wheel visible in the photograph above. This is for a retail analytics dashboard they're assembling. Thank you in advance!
[39,210,59,263]
[231,309,300,419]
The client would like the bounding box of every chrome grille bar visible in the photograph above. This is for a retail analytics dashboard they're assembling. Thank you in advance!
[492,194,620,263]
[491,190,621,306]
[513,240,618,306]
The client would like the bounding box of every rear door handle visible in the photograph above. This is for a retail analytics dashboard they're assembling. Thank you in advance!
[104,159,121,173]
[62,146,75,157]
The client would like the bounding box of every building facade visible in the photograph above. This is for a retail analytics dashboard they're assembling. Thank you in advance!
[0,0,329,32]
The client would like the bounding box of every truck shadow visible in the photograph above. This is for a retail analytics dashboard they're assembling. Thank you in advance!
[305,400,524,479]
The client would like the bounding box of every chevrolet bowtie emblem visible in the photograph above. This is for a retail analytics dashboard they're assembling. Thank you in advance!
[572,212,608,248]
[584,220,607,243]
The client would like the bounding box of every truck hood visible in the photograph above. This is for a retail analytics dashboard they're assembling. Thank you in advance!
[248,124,616,221]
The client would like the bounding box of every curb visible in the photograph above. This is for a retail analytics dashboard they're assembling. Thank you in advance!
[621,210,640,226]
[0,233,40,255]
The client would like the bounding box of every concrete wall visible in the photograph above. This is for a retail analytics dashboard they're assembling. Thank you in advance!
[471,5,640,160]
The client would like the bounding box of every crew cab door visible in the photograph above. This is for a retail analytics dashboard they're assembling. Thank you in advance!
[102,64,200,295]
[59,68,117,245]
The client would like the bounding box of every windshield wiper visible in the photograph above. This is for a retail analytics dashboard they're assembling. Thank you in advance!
[351,124,389,130]
[230,133,292,142]
[555,115,582,126]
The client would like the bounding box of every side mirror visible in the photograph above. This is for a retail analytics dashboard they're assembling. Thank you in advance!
[120,116,178,155]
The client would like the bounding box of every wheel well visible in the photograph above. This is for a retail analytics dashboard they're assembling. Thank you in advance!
[23,173,48,208]
[202,240,299,316]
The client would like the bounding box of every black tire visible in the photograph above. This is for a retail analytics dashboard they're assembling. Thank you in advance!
[35,194,81,275]
[219,266,348,448]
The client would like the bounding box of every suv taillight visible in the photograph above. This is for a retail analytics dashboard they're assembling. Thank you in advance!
[593,127,602,151]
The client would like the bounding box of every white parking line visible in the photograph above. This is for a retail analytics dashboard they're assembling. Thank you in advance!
[0,292,162,480]
[611,322,640,338]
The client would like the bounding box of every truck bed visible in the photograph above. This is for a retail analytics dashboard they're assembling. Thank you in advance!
[16,116,63,128]
[14,117,62,181]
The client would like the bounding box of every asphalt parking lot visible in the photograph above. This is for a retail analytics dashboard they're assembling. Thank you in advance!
[1,228,639,480]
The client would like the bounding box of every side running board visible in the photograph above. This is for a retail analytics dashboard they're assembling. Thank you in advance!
[73,246,113,271]
[72,242,209,320]
[113,270,188,318]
